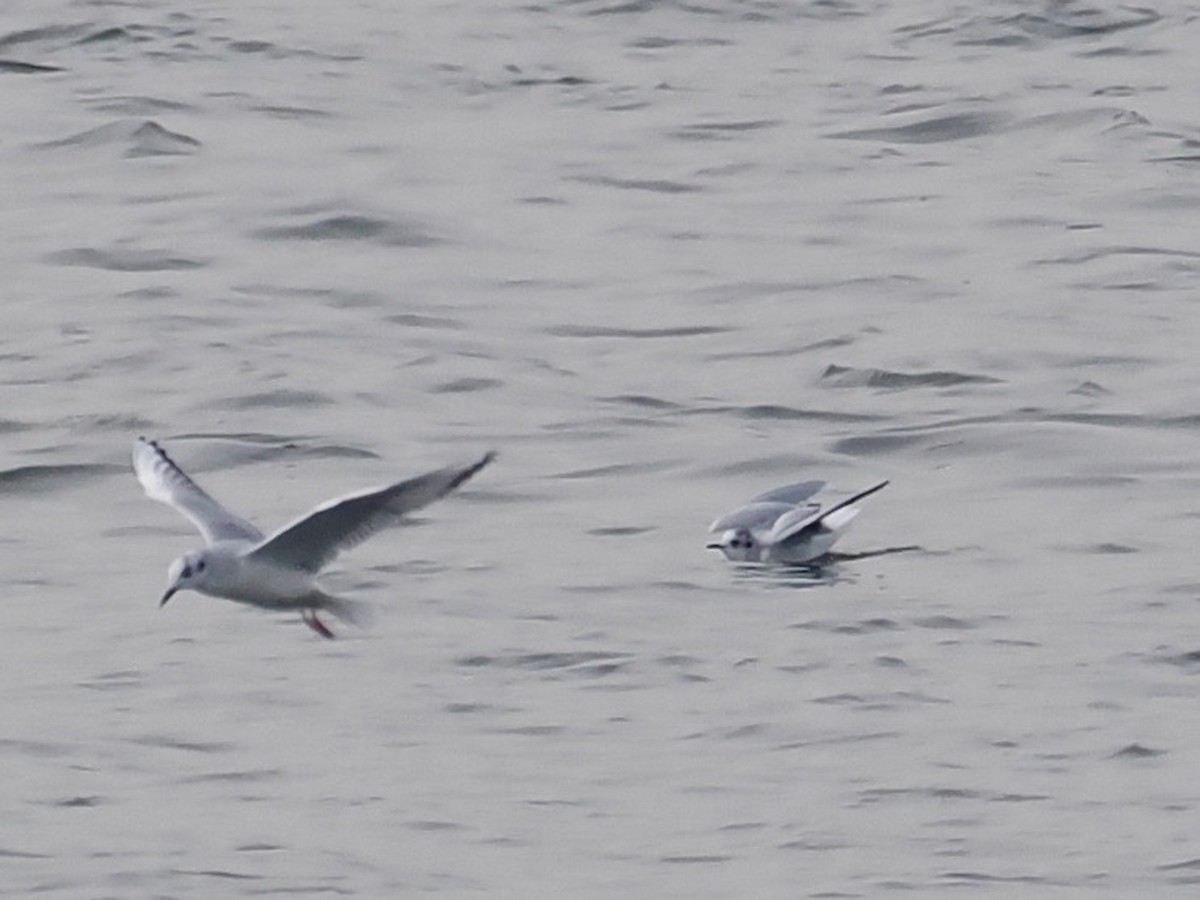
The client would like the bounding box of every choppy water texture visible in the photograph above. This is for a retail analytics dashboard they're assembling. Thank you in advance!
[4,1,1200,896]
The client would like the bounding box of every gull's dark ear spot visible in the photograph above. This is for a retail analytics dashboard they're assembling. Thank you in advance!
[196,560,206,573]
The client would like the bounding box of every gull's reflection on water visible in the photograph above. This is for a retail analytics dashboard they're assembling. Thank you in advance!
[727,545,923,589]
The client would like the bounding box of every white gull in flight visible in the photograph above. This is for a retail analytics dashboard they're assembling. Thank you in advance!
[133,437,495,638]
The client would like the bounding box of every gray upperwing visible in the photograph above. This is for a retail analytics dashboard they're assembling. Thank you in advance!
[247,451,496,573]
[710,480,825,535]
[133,437,264,545]
[710,500,811,534]
[750,481,826,506]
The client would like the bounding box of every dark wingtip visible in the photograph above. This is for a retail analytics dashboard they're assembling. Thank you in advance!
[444,450,497,494]
[141,437,192,479]
[813,478,891,525]
[469,450,498,477]
[845,480,889,506]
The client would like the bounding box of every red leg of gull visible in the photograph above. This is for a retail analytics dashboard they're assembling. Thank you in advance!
[302,609,335,639]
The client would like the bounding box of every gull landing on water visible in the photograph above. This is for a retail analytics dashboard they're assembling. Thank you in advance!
[707,479,889,565]
[133,437,495,638]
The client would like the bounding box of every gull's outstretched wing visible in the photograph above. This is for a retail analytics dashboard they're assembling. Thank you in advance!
[133,437,264,545]
[770,480,889,545]
[247,451,496,573]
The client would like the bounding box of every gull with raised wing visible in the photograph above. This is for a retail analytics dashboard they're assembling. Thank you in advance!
[133,437,495,638]
[707,479,888,565]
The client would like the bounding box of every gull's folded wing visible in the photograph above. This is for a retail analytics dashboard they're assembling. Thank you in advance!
[133,437,264,545]
[247,451,495,573]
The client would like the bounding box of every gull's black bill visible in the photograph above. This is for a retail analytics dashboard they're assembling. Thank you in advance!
[160,587,177,608]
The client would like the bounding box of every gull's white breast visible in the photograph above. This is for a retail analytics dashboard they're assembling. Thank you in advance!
[201,544,318,608]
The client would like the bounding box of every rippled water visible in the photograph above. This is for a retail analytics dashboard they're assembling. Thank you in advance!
[5,1,1200,896]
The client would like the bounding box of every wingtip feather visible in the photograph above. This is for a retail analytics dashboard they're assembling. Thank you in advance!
[464,450,497,481]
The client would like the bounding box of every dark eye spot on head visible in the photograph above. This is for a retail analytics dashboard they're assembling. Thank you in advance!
[181,566,192,579]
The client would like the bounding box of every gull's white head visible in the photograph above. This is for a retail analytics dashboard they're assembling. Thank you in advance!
[706,528,762,562]
[161,550,212,607]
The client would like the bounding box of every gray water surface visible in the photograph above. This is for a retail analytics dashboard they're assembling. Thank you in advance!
[4,1,1200,896]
